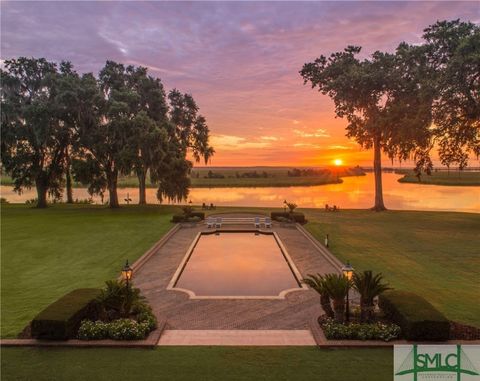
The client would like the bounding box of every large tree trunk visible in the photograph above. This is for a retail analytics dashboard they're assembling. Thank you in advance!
[372,136,387,211]
[65,161,74,204]
[107,170,120,208]
[35,177,48,208]
[138,170,147,205]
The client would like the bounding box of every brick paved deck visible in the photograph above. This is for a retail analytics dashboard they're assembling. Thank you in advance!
[134,214,339,330]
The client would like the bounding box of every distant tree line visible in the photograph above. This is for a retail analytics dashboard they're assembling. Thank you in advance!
[205,170,225,179]
[288,168,330,177]
[235,171,269,179]
[301,20,479,211]
[1,59,214,208]
[287,167,365,177]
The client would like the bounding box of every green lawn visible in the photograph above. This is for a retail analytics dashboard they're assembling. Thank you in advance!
[0,204,178,338]
[0,347,392,381]
[303,209,480,327]
[397,170,480,186]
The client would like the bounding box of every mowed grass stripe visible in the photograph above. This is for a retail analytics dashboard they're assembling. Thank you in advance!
[0,204,178,338]
[304,209,480,327]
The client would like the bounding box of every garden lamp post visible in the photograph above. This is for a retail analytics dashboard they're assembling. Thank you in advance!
[341,262,354,322]
[283,200,287,213]
[121,260,133,287]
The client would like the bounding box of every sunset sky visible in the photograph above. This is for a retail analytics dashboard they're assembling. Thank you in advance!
[2,1,478,167]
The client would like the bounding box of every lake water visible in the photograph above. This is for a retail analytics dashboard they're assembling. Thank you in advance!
[1,173,479,213]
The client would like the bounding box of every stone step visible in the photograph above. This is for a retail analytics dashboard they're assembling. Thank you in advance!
[158,329,316,346]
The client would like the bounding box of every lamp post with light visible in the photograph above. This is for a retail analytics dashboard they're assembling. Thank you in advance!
[283,200,287,213]
[341,262,354,323]
[121,260,133,287]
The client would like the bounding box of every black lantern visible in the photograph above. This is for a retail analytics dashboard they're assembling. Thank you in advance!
[341,261,354,322]
[121,260,133,286]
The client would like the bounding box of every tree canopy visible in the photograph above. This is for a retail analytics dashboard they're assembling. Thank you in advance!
[300,19,478,211]
[1,58,70,207]
[1,58,214,208]
[423,19,480,169]
[301,45,434,210]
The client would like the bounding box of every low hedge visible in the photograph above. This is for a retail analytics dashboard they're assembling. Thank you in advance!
[78,307,157,341]
[171,212,205,223]
[31,288,101,340]
[271,211,306,223]
[321,318,401,342]
[379,290,450,341]
[191,212,205,220]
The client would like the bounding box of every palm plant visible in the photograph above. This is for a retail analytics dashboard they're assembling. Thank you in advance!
[323,273,350,323]
[97,279,145,319]
[303,274,334,318]
[286,202,298,213]
[352,270,391,322]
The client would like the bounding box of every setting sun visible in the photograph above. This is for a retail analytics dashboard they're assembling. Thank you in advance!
[333,159,343,166]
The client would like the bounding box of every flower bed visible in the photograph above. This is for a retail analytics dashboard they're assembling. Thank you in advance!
[76,279,157,341]
[320,317,401,342]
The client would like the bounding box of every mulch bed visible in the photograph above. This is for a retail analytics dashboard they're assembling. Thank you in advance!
[450,321,480,340]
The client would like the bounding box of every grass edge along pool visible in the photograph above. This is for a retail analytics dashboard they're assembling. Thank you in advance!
[167,230,308,299]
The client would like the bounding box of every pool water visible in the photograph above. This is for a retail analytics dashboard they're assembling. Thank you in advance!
[173,232,303,298]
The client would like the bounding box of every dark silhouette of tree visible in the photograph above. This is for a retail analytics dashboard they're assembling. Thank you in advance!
[423,20,480,170]
[1,58,69,208]
[301,44,434,211]
[72,61,131,208]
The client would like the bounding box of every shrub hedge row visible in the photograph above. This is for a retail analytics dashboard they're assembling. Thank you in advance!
[379,290,450,341]
[31,288,101,340]
[271,211,306,223]
[171,212,205,223]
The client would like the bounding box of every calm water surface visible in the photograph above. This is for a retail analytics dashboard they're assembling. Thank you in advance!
[174,232,300,297]
[1,173,479,213]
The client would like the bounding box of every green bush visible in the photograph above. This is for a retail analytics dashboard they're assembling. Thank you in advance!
[190,212,205,220]
[77,320,109,340]
[107,319,150,340]
[171,214,184,223]
[171,214,203,223]
[321,318,401,342]
[78,306,157,341]
[31,288,101,340]
[379,290,450,341]
[271,212,306,223]
[135,306,157,332]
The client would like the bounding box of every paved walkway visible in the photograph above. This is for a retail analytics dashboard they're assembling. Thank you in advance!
[158,330,316,346]
[134,214,339,330]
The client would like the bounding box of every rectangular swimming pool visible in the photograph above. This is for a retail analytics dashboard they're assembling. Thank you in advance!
[169,231,305,299]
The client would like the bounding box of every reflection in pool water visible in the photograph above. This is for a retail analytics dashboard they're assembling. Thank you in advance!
[1,173,479,213]
[172,232,302,297]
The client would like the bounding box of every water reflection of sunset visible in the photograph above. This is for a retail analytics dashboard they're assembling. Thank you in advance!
[175,233,299,297]
[1,173,479,212]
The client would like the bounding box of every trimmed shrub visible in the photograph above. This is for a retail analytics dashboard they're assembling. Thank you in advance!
[31,288,101,340]
[321,318,401,342]
[190,212,205,220]
[379,290,450,341]
[271,212,306,223]
[171,213,204,223]
[171,214,185,223]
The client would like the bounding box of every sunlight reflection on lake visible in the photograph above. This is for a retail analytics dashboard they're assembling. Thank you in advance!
[1,173,479,213]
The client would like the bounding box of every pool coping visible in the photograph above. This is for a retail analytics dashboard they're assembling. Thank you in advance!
[166,229,309,300]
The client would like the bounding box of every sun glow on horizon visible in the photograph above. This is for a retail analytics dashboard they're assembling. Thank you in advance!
[333,159,343,166]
